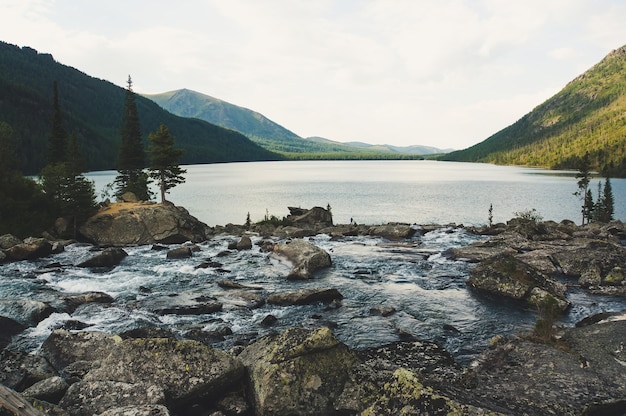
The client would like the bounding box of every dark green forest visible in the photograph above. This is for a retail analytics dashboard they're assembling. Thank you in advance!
[442,45,626,177]
[0,41,281,175]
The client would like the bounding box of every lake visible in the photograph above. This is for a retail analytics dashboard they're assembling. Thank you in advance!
[86,160,625,226]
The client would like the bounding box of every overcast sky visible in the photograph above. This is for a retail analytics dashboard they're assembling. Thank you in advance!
[2,1,626,150]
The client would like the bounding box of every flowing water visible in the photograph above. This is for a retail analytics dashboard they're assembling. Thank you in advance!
[3,160,626,363]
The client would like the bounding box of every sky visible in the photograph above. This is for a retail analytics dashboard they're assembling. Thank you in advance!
[2,1,626,150]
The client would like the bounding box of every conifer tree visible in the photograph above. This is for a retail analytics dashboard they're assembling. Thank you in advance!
[115,75,150,200]
[48,80,67,165]
[594,177,615,223]
[583,189,594,224]
[0,121,16,178]
[0,122,54,237]
[147,124,186,203]
[40,83,97,237]
[66,132,86,177]
[574,152,592,224]
[42,81,69,208]
[603,177,615,222]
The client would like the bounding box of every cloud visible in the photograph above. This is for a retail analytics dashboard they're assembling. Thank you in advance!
[2,0,626,149]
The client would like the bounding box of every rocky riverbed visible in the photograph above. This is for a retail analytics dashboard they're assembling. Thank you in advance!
[1,204,625,415]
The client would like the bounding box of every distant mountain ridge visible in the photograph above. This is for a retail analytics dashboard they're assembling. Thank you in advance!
[0,41,279,174]
[443,44,626,176]
[144,89,450,156]
[144,89,303,149]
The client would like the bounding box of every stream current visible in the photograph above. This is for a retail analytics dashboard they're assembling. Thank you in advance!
[3,227,626,364]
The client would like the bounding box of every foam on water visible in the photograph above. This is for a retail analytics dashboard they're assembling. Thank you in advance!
[3,227,626,363]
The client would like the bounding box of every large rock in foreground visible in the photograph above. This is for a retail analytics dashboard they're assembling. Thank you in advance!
[456,315,626,415]
[272,239,332,279]
[83,338,244,405]
[79,202,209,246]
[39,330,244,414]
[239,327,359,416]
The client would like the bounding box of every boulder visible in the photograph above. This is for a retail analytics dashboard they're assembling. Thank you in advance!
[142,292,223,316]
[79,203,209,246]
[217,279,261,290]
[236,235,253,250]
[40,330,122,371]
[340,367,480,415]
[76,247,128,268]
[272,239,331,279]
[0,316,25,349]
[0,234,21,250]
[220,290,266,309]
[467,253,569,311]
[0,299,54,326]
[267,288,343,306]
[98,405,171,416]
[21,376,68,404]
[61,291,115,314]
[286,206,333,228]
[166,246,193,259]
[275,226,316,238]
[83,338,244,405]
[552,240,626,284]
[368,223,417,240]
[459,317,626,414]
[59,380,166,416]
[238,327,359,415]
[338,340,497,415]
[119,327,177,340]
[5,238,53,261]
[120,192,140,203]
[0,349,58,392]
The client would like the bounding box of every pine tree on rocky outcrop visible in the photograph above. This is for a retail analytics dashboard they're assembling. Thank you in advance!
[594,177,615,223]
[115,75,150,201]
[148,123,186,203]
[574,152,592,224]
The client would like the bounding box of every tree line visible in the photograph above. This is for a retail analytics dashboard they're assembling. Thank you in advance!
[574,152,615,225]
[0,77,186,238]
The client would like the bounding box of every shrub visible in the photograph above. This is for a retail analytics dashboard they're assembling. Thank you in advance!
[531,295,560,343]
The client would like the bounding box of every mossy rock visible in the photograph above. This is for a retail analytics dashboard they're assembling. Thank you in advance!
[604,266,625,284]
[239,327,359,415]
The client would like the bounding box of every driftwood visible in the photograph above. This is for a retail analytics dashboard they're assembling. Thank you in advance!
[0,384,45,416]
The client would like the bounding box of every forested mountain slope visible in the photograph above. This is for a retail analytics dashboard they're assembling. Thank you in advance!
[443,45,626,176]
[144,89,309,153]
[145,89,449,157]
[0,41,280,174]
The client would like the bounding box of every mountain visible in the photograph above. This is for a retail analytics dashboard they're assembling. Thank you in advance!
[442,45,626,176]
[143,89,308,152]
[341,140,453,155]
[145,89,450,157]
[0,41,280,174]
